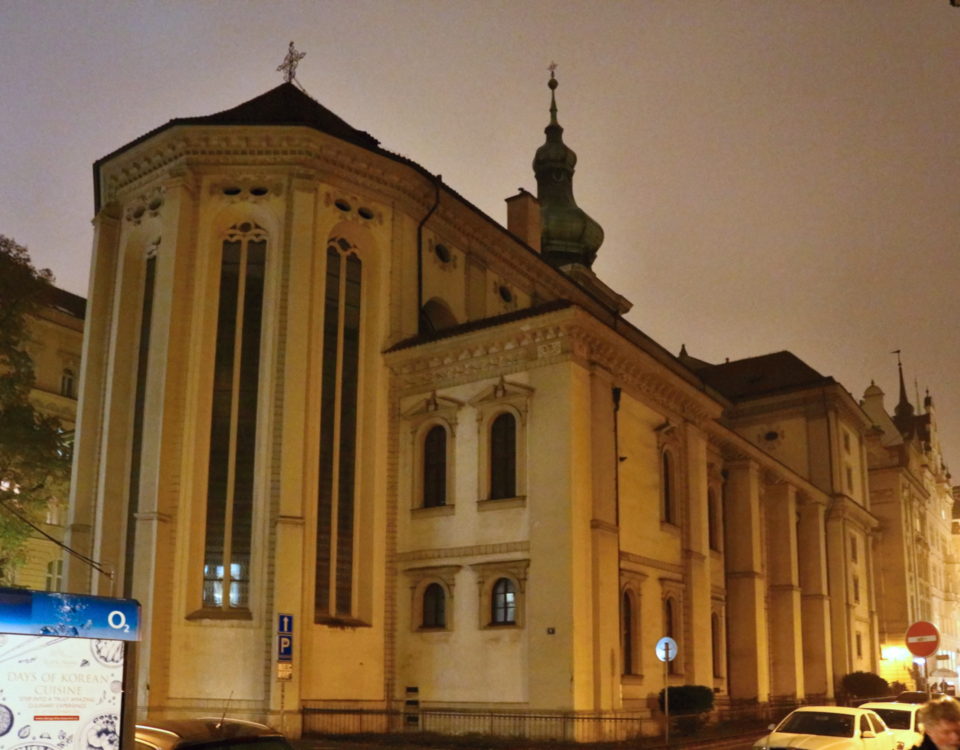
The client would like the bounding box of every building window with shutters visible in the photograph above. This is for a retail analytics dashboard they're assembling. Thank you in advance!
[202,223,267,612]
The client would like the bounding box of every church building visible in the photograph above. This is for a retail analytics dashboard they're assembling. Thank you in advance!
[65,62,885,738]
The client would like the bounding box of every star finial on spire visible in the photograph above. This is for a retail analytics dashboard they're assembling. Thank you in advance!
[277,41,306,84]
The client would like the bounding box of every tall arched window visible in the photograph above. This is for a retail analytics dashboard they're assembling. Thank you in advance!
[491,577,516,625]
[665,597,677,674]
[622,590,637,675]
[707,488,720,551]
[316,236,363,620]
[489,412,516,499]
[203,223,267,610]
[661,451,675,524]
[711,612,723,677]
[422,583,446,628]
[422,425,447,507]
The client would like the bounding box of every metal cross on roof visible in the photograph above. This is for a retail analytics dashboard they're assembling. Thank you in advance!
[277,41,306,83]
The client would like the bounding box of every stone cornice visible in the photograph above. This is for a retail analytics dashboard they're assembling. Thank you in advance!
[98,126,436,221]
[394,540,529,563]
[386,306,721,427]
[619,550,683,577]
[826,493,880,530]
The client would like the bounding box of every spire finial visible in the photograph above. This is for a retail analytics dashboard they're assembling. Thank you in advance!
[277,41,306,84]
[547,62,559,123]
[892,348,915,424]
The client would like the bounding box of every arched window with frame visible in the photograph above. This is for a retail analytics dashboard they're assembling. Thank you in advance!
[422,425,447,507]
[491,577,516,625]
[489,412,517,500]
[421,582,446,629]
[661,451,675,524]
[60,368,75,398]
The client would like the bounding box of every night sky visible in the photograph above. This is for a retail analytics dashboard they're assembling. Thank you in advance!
[2,1,959,472]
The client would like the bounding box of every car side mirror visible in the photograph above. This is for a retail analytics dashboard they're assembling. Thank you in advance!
[861,730,876,739]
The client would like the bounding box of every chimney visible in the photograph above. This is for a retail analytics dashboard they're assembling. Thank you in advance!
[505,188,541,252]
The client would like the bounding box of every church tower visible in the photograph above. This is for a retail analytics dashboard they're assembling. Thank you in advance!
[533,68,604,269]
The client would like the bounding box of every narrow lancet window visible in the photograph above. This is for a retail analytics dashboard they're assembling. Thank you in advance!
[316,238,363,621]
[203,224,266,610]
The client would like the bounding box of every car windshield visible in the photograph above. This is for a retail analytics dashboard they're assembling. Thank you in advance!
[869,709,912,730]
[778,711,854,737]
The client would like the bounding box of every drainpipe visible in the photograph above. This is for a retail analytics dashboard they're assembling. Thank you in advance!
[416,175,442,333]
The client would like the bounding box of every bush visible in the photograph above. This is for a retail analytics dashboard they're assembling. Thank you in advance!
[657,685,715,735]
[840,671,890,698]
[657,684,715,714]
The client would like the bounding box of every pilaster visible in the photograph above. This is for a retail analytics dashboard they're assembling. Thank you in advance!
[722,459,769,701]
[764,481,804,700]
[798,495,833,700]
[65,202,122,595]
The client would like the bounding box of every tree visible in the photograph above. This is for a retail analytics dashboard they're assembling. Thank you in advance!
[840,670,890,700]
[0,235,71,582]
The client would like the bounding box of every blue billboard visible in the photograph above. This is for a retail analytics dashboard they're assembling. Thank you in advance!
[0,588,139,642]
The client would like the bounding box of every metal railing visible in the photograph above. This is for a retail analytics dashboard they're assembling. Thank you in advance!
[302,702,787,743]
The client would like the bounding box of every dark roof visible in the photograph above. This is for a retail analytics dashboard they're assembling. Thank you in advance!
[387,299,573,353]
[694,351,834,402]
[173,82,380,149]
[40,285,86,319]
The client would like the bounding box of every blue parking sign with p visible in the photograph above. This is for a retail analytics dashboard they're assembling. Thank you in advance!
[277,613,294,662]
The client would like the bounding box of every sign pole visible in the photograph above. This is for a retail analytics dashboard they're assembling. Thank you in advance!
[664,653,670,746]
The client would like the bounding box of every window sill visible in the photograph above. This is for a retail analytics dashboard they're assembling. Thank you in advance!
[621,674,644,685]
[478,496,526,511]
[660,520,681,535]
[483,622,521,630]
[412,504,455,517]
[417,626,449,633]
[315,615,371,628]
[186,607,253,621]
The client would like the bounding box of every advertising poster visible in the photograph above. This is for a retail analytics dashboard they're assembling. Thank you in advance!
[0,590,139,750]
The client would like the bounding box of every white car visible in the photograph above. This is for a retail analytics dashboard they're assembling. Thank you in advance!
[753,705,898,750]
[859,702,923,750]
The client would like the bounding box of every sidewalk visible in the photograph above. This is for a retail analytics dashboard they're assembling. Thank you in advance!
[291,726,768,750]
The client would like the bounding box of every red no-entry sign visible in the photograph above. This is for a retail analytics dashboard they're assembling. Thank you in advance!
[905,621,940,658]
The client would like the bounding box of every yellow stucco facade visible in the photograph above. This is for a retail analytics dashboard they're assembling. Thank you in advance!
[7,287,84,591]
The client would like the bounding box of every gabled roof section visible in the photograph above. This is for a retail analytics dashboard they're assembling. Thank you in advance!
[694,350,834,402]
